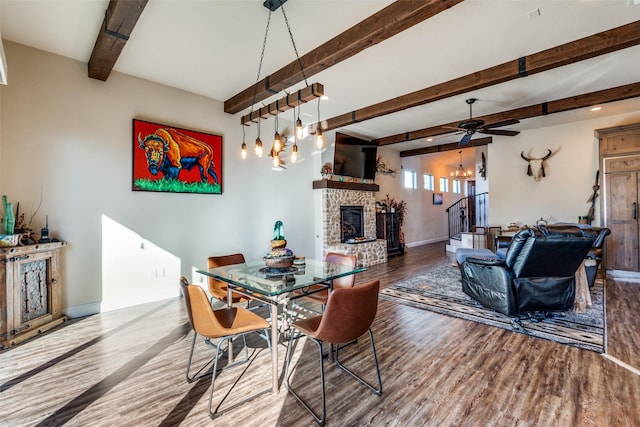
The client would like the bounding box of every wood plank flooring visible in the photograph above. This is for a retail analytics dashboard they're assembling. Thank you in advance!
[1,242,639,426]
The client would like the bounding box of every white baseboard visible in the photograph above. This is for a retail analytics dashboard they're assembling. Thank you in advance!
[606,270,640,281]
[63,302,101,319]
[407,237,448,248]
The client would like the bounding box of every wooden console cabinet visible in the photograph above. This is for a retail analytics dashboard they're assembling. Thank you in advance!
[376,212,404,257]
[1,241,66,349]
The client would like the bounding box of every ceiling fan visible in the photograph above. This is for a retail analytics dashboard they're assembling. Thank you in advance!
[452,98,520,146]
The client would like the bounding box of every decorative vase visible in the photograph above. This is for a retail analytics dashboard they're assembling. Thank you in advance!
[2,197,15,235]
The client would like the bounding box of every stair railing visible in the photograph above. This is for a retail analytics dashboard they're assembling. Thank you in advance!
[446,192,489,240]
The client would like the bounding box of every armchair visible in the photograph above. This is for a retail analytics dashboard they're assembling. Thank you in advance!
[459,225,597,316]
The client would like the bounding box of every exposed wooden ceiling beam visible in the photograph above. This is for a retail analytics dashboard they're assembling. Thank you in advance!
[400,137,492,158]
[374,82,640,146]
[223,0,464,114]
[320,20,640,132]
[88,0,148,81]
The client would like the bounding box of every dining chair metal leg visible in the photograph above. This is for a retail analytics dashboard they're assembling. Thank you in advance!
[185,332,214,383]
[186,331,253,383]
[285,334,327,426]
[208,330,272,419]
[208,335,231,418]
[334,328,382,395]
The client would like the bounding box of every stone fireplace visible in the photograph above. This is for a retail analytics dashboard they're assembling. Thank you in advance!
[340,205,364,242]
[314,180,387,267]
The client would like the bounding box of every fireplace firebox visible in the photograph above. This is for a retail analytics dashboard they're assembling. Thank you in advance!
[340,205,364,243]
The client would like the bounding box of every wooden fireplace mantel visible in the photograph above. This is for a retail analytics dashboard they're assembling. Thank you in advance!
[312,180,379,192]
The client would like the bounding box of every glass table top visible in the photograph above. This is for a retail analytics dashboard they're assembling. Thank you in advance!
[197,259,366,297]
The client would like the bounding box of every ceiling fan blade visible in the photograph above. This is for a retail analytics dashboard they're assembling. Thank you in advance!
[459,133,473,146]
[481,118,520,129]
[480,129,520,136]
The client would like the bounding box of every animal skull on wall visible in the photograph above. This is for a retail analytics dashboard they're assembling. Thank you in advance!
[521,149,553,182]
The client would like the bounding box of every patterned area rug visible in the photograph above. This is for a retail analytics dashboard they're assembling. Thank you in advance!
[380,264,605,353]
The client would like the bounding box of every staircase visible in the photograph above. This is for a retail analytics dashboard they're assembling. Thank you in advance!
[445,192,489,253]
[446,232,476,253]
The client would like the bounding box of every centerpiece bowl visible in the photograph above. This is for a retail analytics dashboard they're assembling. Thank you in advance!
[264,255,295,269]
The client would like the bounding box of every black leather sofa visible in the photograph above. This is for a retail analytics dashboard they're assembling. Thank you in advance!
[459,225,598,316]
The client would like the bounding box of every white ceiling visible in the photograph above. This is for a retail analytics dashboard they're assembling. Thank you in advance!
[1,0,640,152]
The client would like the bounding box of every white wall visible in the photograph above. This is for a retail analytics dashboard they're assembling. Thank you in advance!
[489,111,640,228]
[373,146,403,198]
[399,149,475,245]
[0,42,319,316]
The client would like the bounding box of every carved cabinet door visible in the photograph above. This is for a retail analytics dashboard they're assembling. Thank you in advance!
[8,250,56,335]
[1,244,63,348]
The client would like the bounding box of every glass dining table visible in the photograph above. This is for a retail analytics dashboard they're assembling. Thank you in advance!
[196,258,366,394]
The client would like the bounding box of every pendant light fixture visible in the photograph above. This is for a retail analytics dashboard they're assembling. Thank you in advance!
[241,125,247,159]
[451,150,473,180]
[255,119,263,157]
[295,114,304,140]
[315,98,324,149]
[273,112,282,153]
[291,106,298,163]
[240,0,325,167]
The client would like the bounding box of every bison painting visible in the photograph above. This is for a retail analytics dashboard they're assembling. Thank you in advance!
[138,128,219,184]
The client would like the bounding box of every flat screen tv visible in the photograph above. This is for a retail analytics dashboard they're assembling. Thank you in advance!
[333,132,377,180]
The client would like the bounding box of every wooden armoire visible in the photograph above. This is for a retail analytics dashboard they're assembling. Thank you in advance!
[598,123,640,272]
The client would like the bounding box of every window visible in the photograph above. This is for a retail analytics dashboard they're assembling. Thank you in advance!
[452,179,461,194]
[423,173,434,190]
[439,177,449,192]
[403,170,417,189]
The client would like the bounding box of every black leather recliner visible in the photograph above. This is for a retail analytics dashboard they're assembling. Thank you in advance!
[460,225,598,316]
[584,227,610,287]
[494,224,610,287]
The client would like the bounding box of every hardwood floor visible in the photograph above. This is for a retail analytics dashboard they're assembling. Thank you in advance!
[1,242,639,426]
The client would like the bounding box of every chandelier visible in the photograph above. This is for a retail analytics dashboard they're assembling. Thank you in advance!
[451,150,473,180]
[240,0,325,168]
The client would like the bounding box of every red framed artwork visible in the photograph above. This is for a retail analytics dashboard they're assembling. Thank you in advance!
[133,119,223,194]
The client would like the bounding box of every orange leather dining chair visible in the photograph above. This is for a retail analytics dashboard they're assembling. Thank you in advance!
[179,277,271,417]
[296,252,357,309]
[207,253,253,306]
[284,279,383,426]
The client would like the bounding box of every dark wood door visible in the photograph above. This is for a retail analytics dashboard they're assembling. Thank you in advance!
[466,180,477,228]
[605,171,639,271]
